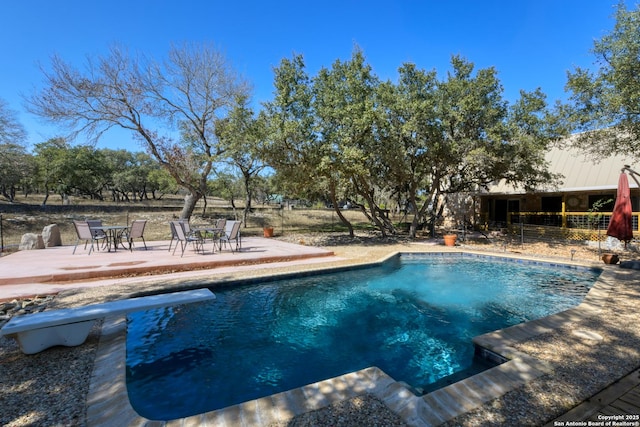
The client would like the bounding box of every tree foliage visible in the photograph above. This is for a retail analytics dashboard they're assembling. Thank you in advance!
[265,50,564,237]
[31,138,176,205]
[0,98,30,201]
[216,96,268,224]
[565,3,640,157]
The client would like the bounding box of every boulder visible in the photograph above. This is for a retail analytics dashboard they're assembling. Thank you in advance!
[19,233,45,250]
[42,224,62,247]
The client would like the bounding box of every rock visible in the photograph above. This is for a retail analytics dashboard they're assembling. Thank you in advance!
[42,224,62,247]
[18,233,45,250]
[0,301,17,312]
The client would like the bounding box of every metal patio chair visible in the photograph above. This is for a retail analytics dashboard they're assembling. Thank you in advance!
[170,220,204,257]
[125,220,147,251]
[72,220,107,255]
[218,220,242,253]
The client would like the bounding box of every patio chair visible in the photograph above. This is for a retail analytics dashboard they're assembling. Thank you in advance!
[214,218,227,231]
[206,218,227,242]
[168,219,188,252]
[218,220,242,253]
[170,220,204,257]
[86,219,108,249]
[72,220,107,255]
[125,220,147,251]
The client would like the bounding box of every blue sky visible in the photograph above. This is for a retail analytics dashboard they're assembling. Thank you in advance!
[1,1,636,151]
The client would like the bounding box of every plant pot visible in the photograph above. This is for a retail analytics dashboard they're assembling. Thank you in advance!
[443,234,457,246]
[263,227,274,238]
[601,253,619,265]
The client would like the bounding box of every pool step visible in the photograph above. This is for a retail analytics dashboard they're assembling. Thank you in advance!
[421,354,500,395]
[405,357,549,426]
[189,367,398,426]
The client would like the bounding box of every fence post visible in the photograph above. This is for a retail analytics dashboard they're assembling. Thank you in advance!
[280,204,284,235]
[462,215,466,242]
[520,222,524,247]
[598,224,602,255]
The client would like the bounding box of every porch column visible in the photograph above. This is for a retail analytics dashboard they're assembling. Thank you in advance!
[561,195,567,228]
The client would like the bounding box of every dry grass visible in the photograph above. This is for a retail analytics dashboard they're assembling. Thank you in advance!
[0,194,375,249]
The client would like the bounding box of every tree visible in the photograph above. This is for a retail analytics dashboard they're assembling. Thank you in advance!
[266,50,562,238]
[565,3,640,157]
[66,145,111,199]
[0,98,29,201]
[33,138,70,205]
[375,63,442,236]
[265,50,385,238]
[0,143,32,201]
[27,43,249,219]
[313,49,388,236]
[263,55,335,219]
[215,96,269,225]
[147,167,178,199]
[378,57,563,237]
[0,98,27,145]
[208,172,244,216]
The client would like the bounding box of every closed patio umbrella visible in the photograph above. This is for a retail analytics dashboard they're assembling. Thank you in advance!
[607,172,633,244]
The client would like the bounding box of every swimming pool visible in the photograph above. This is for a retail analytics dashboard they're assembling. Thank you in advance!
[126,253,600,420]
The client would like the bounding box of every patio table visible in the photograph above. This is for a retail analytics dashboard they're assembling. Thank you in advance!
[90,225,129,252]
[191,227,224,253]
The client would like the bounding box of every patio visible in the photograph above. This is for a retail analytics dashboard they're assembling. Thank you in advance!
[0,237,338,300]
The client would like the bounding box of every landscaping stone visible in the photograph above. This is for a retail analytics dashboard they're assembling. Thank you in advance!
[18,233,45,250]
[42,224,62,247]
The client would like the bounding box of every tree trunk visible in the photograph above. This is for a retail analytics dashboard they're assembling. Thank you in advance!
[242,175,252,227]
[410,178,442,238]
[201,195,208,217]
[180,191,201,220]
[41,186,50,206]
[329,180,354,238]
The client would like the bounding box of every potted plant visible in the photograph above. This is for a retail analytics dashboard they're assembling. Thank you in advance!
[255,216,274,238]
[443,233,457,246]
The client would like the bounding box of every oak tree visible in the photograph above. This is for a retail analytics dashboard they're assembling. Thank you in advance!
[566,3,640,157]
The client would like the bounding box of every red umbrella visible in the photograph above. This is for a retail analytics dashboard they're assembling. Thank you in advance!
[607,172,633,243]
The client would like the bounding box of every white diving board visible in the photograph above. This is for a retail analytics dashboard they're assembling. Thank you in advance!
[0,288,215,354]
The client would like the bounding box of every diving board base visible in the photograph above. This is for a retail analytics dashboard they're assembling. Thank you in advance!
[12,320,96,354]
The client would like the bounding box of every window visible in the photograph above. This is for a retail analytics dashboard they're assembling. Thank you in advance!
[541,196,562,212]
[588,195,614,212]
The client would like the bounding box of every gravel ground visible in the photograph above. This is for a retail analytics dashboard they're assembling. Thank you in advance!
[0,232,637,426]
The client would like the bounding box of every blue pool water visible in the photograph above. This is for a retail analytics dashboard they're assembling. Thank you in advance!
[126,254,600,420]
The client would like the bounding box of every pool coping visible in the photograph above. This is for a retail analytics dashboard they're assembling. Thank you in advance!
[86,250,612,426]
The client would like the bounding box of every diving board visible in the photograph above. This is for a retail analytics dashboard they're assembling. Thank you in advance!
[1,288,215,354]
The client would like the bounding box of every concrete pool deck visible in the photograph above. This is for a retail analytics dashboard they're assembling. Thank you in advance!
[0,237,339,300]
[2,241,640,425]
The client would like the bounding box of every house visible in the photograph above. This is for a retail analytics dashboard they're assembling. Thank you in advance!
[477,145,639,235]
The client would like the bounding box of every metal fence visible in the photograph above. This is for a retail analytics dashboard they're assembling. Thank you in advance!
[501,221,625,258]
[510,212,639,233]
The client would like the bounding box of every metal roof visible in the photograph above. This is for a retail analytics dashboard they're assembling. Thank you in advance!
[485,145,638,195]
